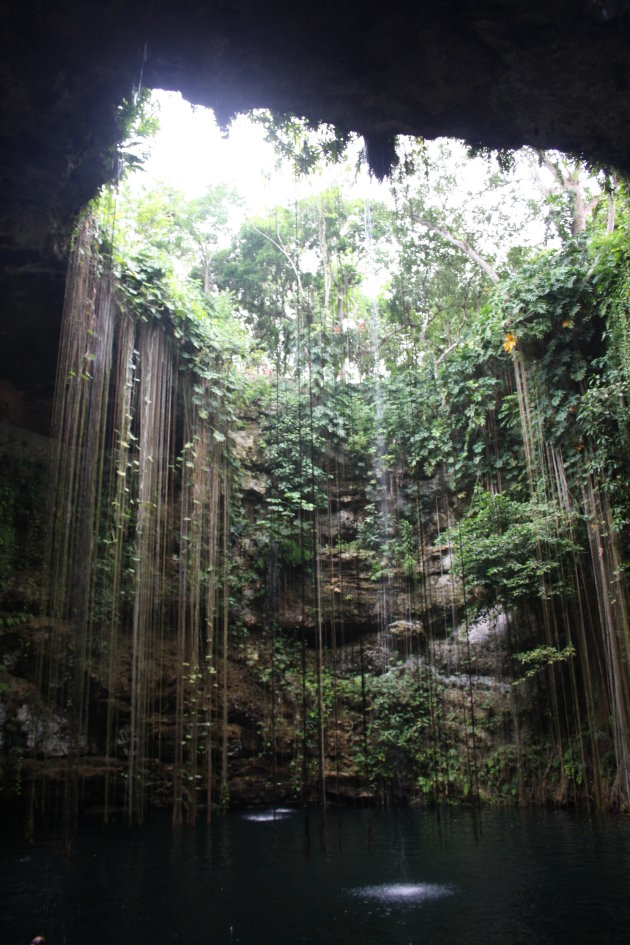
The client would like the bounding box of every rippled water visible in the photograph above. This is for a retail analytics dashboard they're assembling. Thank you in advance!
[2,807,629,945]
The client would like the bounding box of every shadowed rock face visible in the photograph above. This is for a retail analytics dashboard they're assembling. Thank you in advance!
[1,0,629,424]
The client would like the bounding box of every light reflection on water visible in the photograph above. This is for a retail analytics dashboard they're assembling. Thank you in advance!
[351,882,455,904]
[242,808,296,822]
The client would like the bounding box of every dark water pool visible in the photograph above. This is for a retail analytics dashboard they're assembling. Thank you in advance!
[2,807,629,945]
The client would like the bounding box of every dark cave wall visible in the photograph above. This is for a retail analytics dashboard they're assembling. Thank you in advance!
[1,1,630,428]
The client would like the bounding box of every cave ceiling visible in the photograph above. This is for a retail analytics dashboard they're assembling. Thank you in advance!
[1,0,630,425]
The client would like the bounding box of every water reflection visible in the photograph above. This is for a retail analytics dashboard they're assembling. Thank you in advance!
[242,808,295,823]
[351,882,455,903]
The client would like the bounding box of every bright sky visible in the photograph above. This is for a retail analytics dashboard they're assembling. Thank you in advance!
[141,91,279,206]
[139,90,380,216]
[134,89,559,272]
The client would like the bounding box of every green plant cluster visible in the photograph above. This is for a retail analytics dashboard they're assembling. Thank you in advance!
[0,453,46,605]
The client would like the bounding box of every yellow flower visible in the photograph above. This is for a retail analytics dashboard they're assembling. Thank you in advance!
[503,332,517,353]
[562,318,573,329]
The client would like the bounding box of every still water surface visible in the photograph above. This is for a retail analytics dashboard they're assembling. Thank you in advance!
[2,807,629,945]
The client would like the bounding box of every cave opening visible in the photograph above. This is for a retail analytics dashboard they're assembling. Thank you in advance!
[2,4,630,940]
[1,83,626,829]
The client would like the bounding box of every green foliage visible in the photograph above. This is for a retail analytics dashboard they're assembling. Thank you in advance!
[0,454,46,597]
[114,89,160,176]
[58,113,630,811]
[93,180,257,402]
[480,744,520,802]
[355,667,436,796]
[257,380,330,566]
[252,111,356,176]
[447,488,580,606]
[465,143,517,174]
[514,644,576,687]
[577,229,630,533]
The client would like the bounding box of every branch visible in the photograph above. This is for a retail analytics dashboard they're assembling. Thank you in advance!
[540,153,566,188]
[607,192,616,235]
[250,224,304,298]
[434,339,460,367]
[417,217,500,283]
[538,152,603,234]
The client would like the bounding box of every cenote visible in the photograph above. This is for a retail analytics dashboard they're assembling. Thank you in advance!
[2,809,630,945]
[3,8,630,945]
[3,84,630,945]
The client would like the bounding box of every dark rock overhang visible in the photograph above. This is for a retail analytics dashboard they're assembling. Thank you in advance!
[1,0,629,421]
